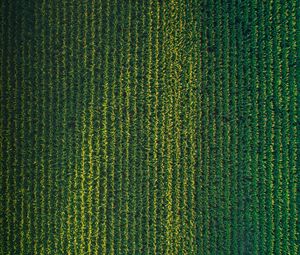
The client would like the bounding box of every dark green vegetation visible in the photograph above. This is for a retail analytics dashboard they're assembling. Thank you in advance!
[0,0,298,254]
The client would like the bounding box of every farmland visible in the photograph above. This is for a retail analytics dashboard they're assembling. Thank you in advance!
[0,0,298,254]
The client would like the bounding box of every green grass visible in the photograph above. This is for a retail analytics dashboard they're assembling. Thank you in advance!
[1,0,298,254]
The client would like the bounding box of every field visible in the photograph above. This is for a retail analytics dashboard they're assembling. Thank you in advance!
[0,0,299,254]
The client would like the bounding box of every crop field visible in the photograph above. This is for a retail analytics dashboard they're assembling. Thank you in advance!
[0,0,298,254]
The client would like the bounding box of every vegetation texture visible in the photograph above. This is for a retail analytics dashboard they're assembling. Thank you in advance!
[1,0,299,254]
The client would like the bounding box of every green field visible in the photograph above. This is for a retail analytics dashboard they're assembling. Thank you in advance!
[1,0,299,254]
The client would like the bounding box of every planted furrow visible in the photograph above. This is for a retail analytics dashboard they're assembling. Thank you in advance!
[193,1,204,253]
[170,2,183,253]
[135,1,146,253]
[156,3,167,253]
[179,4,199,253]
[207,1,217,253]
[241,0,253,252]
[100,0,114,253]
[79,0,90,252]
[257,1,267,253]
[177,2,189,253]
[163,2,177,253]
[279,1,290,253]
[179,79,188,255]
[0,1,4,250]
[3,1,13,253]
[221,1,231,253]
[200,0,210,252]
[164,76,174,255]
[71,0,83,253]
[144,1,153,253]
[0,0,5,251]
[288,1,298,253]
[157,85,167,254]
[187,65,197,255]
[228,0,238,253]
[149,1,160,253]
[65,1,77,253]
[156,90,167,255]
[39,0,47,253]
[11,1,22,253]
[58,1,69,252]
[128,1,139,253]
[106,0,117,254]
[236,0,246,252]
[52,1,63,253]
[45,2,56,254]
[272,1,283,253]
[185,23,197,252]
[123,1,132,253]
[18,0,27,252]
[71,2,86,254]
[91,0,103,254]
[115,1,125,254]
[78,108,86,254]
[249,0,259,253]
[86,1,96,254]
[265,1,275,253]
[24,15,38,252]
[78,64,87,253]
[33,1,43,252]
[214,0,225,252]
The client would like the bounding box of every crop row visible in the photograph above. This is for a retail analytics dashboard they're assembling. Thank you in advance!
[0,0,298,254]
